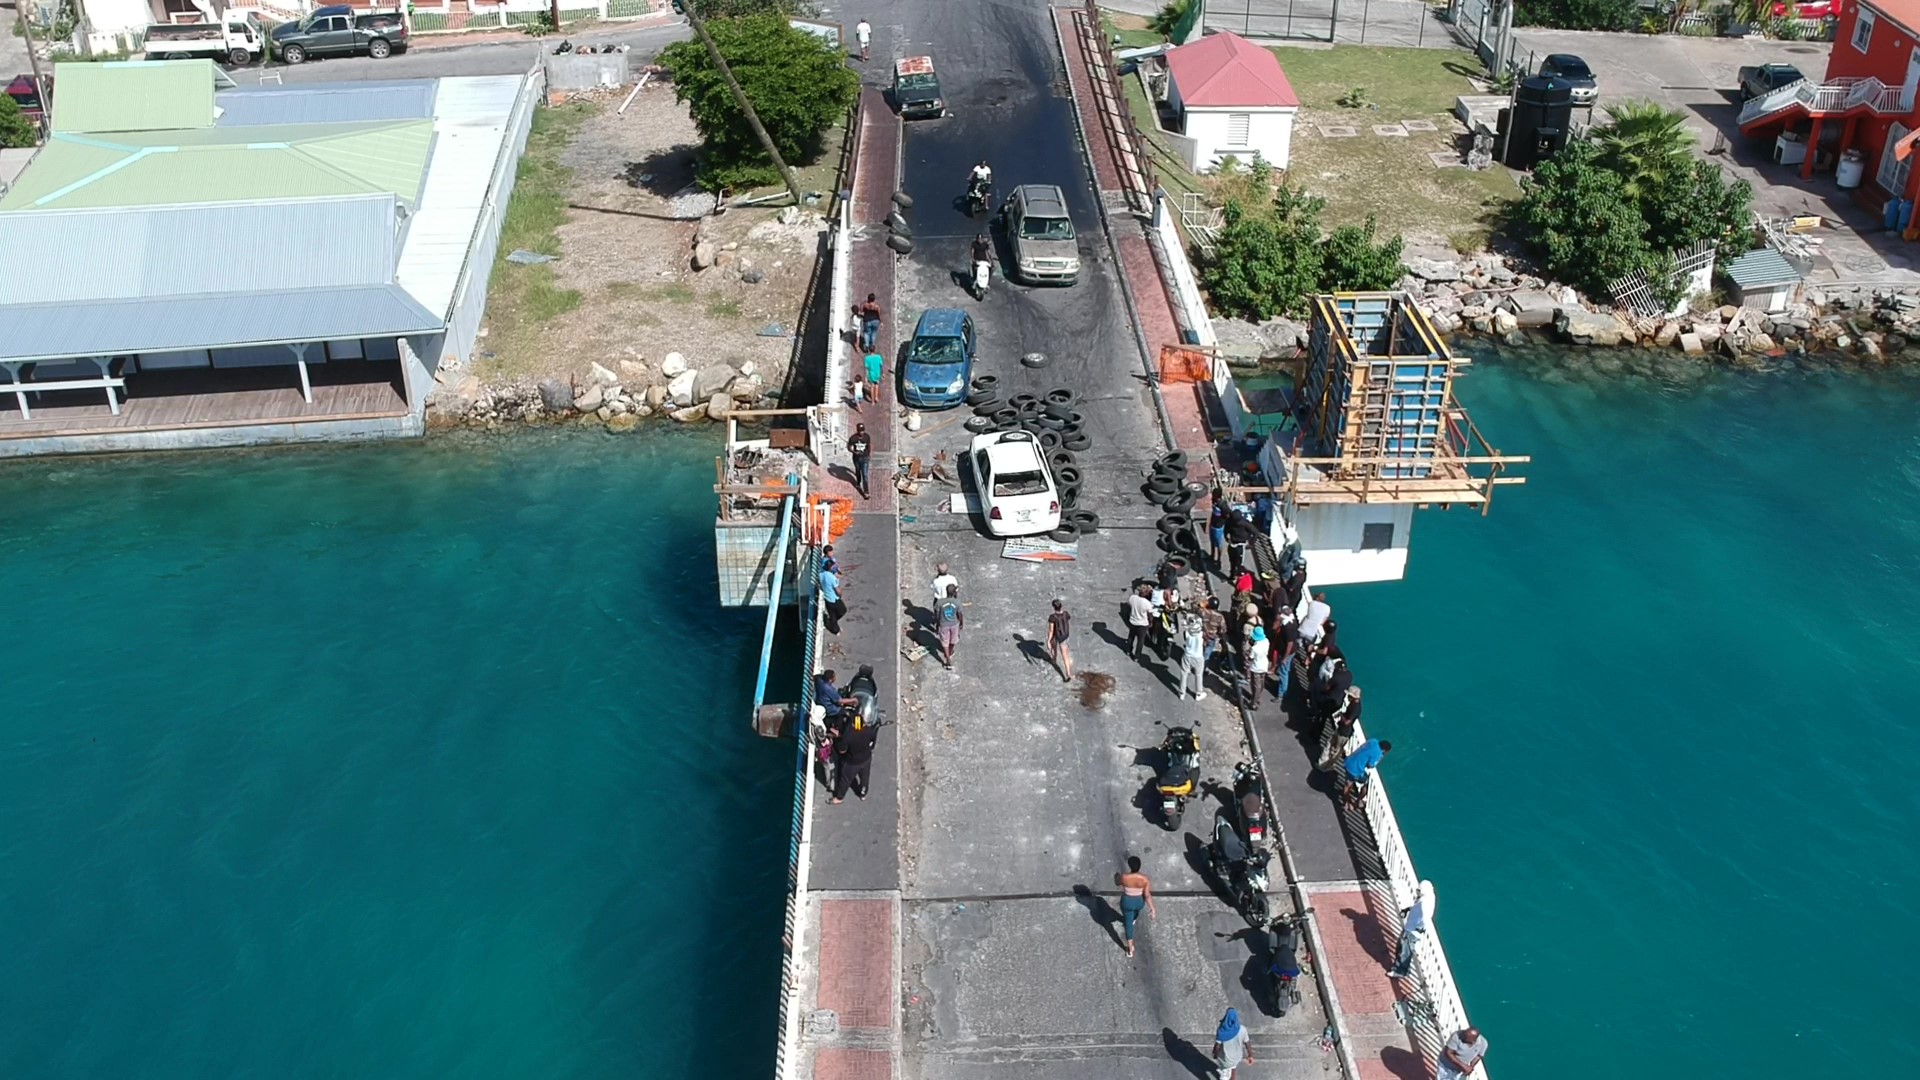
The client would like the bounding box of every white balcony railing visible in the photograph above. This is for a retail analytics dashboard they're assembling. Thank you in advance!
[1740,74,1911,126]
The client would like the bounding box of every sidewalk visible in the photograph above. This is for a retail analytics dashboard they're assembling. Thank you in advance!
[407,9,678,50]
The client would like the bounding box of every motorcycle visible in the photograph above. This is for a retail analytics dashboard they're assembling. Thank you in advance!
[1155,724,1201,831]
[1267,909,1310,1016]
[816,667,883,790]
[1209,813,1273,925]
[1231,758,1268,847]
[964,179,992,216]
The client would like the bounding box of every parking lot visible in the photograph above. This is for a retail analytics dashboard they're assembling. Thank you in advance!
[1513,27,1920,285]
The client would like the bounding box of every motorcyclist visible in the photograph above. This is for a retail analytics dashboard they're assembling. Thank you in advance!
[970,233,992,296]
[966,161,993,209]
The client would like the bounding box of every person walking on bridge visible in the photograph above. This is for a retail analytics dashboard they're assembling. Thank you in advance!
[1212,1007,1254,1079]
[853,18,872,61]
[1046,598,1074,683]
[935,585,964,669]
[931,562,959,606]
[1125,583,1155,661]
[1114,855,1156,958]
[853,292,882,352]
[847,422,873,499]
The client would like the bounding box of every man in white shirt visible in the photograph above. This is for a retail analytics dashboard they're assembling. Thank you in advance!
[1435,1027,1487,1079]
[931,563,959,605]
[1125,584,1155,661]
[1299,592,1332,645]
[854,18,871,60]
[1176,607,1207,701]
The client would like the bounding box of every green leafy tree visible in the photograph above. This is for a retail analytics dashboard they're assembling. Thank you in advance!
[687,0,810,15]
[1514,0,1640,31]
[1148,0,1193,38]
[1321,215,1405,293]
[659,14,859,190]
[1642,158,1754,254]
[1201,197,1324,320]
[1516,140,1659,297]
[0,93,35,150]
[1591,100,1695,201]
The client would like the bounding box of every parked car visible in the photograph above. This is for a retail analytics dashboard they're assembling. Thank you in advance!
[4,74,46,127]
[900,308,976,410]
[144,16,265,66]
[969,430,1062,538]
[1000,184,1081,285]
[892,55,944,120]
[1739,62,1807,101]
[270,4,409,64]
[1539,54,1598,106]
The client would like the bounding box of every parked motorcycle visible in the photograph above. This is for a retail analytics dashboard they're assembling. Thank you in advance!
[1155,725,1201,831]
[970,257,992,300]
[1209,813,1272,925]
[1231,757,1268,847]
[1267,909,1310,1016]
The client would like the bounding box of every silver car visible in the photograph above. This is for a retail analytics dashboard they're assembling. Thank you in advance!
[1002,184,1081,285]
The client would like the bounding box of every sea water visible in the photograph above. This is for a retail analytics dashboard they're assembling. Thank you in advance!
[0,429,792,1079]
[1336,348,1920,1078]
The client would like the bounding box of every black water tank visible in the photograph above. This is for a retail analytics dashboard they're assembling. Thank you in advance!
[1508,76,1575,170]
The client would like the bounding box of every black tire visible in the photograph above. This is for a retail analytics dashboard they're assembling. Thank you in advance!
[1068,510,1100,532]
[1058,486,1079,510]
[1057,465,1083,488]
[973,399,1004,417]
[1164,805,1182,832]
[966,389,999,408]
[1146,473,1179,495]
[1021,351,1050,368]
[971,374,1000,393]
[1048,450,1077,471]
[282,44,307,64]
[1156,450,1189,474]
[227,47,251,66]
[892,191,914,209]
[963,415,994,434]
[1064,410,1087,430]
[1162,489,1198,516]
[1049,521,1081,543]
[1043,401,1074,420]
[1035,413,1067,430]
[1008,391,1037,410]
[1171,529,1201,553]
[1162,554,1191,576]
[368,38,392,59]
[1156,513,1187,535]
[1044,387,1079,407]
[1157,533,1180,553]
[1062,432,1091,452]
[1039,429,1063,451]
[991,407,1018,426]
[1184,481,1209,498]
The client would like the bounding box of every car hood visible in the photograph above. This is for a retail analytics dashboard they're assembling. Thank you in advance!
[903,359,964,383]
[1015,236,1078,259]
[898,83,940,104]
[271,22,303,40]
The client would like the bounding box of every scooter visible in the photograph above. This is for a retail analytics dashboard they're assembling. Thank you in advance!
[1209,813,1273,925]
[1231,758,1268,847]
[1267,909,1310,1016]
[970,258,992,301]
[964,180,992,216]
[1155,725,1201,831]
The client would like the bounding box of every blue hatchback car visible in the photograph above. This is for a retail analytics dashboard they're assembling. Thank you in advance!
[900,308,977,410]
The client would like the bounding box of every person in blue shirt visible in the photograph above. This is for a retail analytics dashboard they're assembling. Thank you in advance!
[814,669,854,720]
[819,565,847,634]
[1340,738,1391,809]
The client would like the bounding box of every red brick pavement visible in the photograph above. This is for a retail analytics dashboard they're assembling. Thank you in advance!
[1313,888,1404,1016]
[816,898,895,1030]
[814,1048,892,1080]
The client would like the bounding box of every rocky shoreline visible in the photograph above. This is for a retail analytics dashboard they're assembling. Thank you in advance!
[1214,252,1920,367]
[428,350,780,433]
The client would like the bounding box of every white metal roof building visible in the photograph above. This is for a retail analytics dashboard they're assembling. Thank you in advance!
[0,62,543,458]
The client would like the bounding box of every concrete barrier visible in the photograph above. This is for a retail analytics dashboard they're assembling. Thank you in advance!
[543,52,630,90]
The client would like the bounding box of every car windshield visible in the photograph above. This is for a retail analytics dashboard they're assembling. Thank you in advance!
[993,470,1049,497]
[898,73,938,90]
[910,335,964,364]
[1021,215,1075,241]
[1549,57,1591,78]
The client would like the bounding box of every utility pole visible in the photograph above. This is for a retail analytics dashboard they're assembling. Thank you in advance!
[681,0,805,206]
[17,4,51,140]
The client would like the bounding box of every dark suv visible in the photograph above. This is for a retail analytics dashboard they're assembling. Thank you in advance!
[270,5,409,64]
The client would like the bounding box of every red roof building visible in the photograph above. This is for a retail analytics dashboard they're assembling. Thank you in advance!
[1160,32,1300,172]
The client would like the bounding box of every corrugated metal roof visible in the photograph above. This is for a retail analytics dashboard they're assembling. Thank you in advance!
[0,284,443,364]
[1724,247,1803,289]
[50,60,216,134]
[397,75,526,320]
[0,195,399,305]
[215,81,439,127]
[0,120,435,211]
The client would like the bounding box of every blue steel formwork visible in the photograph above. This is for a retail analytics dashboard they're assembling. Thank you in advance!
[1300,293,1459,479]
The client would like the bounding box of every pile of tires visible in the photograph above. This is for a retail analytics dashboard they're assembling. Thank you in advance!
[1145,450,1207,556]
[961,379,1098,543]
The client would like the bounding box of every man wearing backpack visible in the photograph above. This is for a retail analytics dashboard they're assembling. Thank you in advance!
[935,584,964,669]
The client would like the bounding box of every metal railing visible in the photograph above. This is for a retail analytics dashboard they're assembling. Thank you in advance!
[1740,74,1909,126]
[772,537,825,1080]
[1076,0,1156,216]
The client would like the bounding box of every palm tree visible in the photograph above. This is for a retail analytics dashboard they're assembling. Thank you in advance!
[1591,100,1696,201]
[1148,0,1193,40]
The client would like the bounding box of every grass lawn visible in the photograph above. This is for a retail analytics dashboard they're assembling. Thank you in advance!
[1102,10,1165,49]
[484,103,593,364]
[1271,45,1517,251]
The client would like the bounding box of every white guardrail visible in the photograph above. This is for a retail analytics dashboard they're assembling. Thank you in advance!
[1148,191,1216,349]
[822,197,852,444]
[1342,721,1486,1080]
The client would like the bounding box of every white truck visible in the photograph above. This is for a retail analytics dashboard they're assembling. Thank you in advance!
[143,17,266,66]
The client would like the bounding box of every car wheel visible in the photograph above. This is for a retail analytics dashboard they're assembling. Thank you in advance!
[368,39,392,59]
[227,47,251,66]
[283,44,307,64]
[963,415,994,434]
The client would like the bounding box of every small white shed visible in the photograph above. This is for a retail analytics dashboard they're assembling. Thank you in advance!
[1164,32,1299,172]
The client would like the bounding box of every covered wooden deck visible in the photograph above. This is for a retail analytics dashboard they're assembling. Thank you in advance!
[0,362,409,441]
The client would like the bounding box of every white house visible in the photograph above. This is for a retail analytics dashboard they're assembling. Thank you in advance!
[1163,32,1299,172]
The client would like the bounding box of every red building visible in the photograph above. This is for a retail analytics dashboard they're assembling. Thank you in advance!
[1741,0,1920,204]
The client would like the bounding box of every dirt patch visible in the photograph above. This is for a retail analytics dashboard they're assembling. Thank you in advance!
[1078,671,1115,710]
[472,84,832,395]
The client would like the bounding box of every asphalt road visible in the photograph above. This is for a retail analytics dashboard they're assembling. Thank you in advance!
[865,2,1334,1075]
[228,19,690,85]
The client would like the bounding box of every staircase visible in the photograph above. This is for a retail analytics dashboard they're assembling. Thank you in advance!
[1739,75,1909,135]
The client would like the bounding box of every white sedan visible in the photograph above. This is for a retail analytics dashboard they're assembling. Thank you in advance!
[969,430,1062,537]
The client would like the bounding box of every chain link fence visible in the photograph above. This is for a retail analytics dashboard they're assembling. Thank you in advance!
[1204,0,1452,48]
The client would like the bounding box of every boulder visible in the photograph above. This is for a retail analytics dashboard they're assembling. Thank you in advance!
[646,384,670,407]
[1693,323,1725,345]
[1503,290,1559,328]
[667,369,698,406]
[1554,307,1628,347]
[1653,320,1681,348]
[1403,256,1462,282]
[589,361,620,387]
[573,384,605,412]
[671,403,709,422]
[661,351,690,377]
[537,378,573,412]
[692,240,717,270]
[606,414,641,433]
[596,405,613,421]
[1748,332,1777,353]
[714,250,736,268]
[1490,309,1518,336]
[727,374,764,399]
[741,268,766,284]
[693,363,738,400]
[707,391,733,419]
[740,360,757,377]
[618,358,648,381]
[1256,318,1307,353]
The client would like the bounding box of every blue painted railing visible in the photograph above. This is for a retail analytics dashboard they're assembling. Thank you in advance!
[751,490,797,715]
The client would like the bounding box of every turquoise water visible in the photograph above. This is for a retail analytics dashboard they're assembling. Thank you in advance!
[0,430,792,1079]
[1336,349,1920,1078]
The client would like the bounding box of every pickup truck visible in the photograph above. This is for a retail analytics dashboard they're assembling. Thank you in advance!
[4,74,45,127]
[270,5,409,65]
[144,17,265,66]
[1739,63,1806,101]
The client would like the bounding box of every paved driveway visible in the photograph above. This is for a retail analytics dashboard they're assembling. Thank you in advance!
[1513,28,1920,283]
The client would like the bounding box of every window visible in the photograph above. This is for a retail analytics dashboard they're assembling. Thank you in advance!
[1360,523,1395,551]
[1226,113,1251,146]
[1854,9,1875,52]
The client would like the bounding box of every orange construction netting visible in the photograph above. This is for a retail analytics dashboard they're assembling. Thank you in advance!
[1158,345,1211,385]
[808,494,855,542]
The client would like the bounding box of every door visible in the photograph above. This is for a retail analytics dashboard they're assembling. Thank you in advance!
[315,15,353,55]
[1904,46,1920,111]
[1879,121,1912,196]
